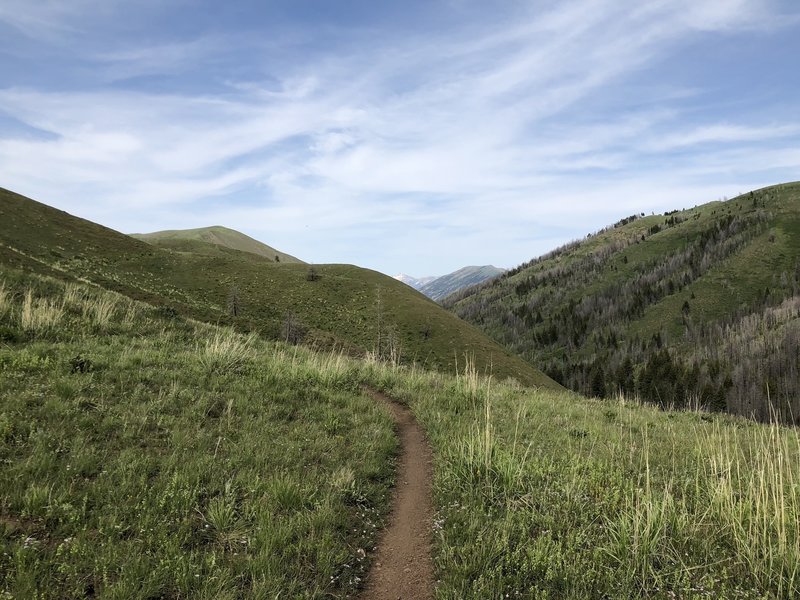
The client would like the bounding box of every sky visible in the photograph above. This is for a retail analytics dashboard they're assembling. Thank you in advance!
[1,0,799,276]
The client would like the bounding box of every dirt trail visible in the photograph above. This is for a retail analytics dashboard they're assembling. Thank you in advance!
[360,389,434,600]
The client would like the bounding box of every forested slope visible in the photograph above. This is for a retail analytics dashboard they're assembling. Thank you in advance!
[446,182,800,422]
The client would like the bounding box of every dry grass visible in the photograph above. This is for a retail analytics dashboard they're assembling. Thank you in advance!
[0,281,9,317]
[198,327,256,373]
[701,420,800,595]
[62,283,85,310]
[20,289,64,333]
[85,294,117,328]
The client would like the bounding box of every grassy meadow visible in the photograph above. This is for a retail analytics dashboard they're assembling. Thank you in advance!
[375,364,800,598]
[0,268,397,598]
[1,266,799,598]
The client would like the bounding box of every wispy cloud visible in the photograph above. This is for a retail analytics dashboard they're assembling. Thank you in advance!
[644,124,800,152]
[0,0,798,274]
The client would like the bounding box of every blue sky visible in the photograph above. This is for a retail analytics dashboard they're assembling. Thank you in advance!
[1,0,799,276]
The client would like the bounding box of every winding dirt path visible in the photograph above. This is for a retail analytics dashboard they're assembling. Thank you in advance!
[361,388,434,600]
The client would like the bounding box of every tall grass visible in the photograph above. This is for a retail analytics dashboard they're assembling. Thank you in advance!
[0,281,9,317]
[62,282,84,310]
[120,299,140,330]
[455,352,481,402]
[197,327,256,373]
[85,294,117,328]
[702,420,800,595]
[382,368,800,598]
[20,288,64,333]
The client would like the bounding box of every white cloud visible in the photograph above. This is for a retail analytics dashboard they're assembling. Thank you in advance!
[644,124,800,152]
[0,0,798,274]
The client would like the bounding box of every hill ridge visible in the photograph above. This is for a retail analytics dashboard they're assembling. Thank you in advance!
[0,186,556,388]
[131,225,304,264]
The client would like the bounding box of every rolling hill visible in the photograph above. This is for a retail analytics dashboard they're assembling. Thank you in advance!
[0,187,556,388]
[0,187,796,598]
[446,182,800,422]
[131,226,304,263]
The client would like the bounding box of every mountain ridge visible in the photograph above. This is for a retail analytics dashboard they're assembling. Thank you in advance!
[395,265,505,300]
[421,265,505,301]
[393,273,438,290]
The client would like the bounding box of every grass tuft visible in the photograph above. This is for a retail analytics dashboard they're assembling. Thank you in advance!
[197,327,256,373]
[0,281,9,317]
[20,288,64,333]
[85,294,117,328]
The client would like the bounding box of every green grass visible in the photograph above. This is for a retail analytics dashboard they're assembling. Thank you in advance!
[371,365,800,598]
[130,225,304,264]
[0,268,397,598]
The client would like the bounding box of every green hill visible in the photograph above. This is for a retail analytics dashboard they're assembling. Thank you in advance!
[446,182,800,421]
[0,187,555,388]
[131,226,304,264]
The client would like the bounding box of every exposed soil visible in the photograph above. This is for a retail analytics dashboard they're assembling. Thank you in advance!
[361,388,434,600]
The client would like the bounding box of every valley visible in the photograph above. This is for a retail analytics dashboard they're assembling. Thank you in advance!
[3,2,798,597]
[1,185,799,598]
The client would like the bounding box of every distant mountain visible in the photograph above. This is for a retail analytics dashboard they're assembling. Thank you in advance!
[131,226,304,264]
[419,266,505,301]
[394,273,438,290]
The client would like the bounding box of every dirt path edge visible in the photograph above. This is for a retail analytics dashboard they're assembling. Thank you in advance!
[360,388,435,600]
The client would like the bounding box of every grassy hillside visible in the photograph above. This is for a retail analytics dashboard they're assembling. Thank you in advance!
[131,226,304,264]
[420,265,505,302]
[0,187,555,388]
[2,266,797,597]
[446,182,800,421]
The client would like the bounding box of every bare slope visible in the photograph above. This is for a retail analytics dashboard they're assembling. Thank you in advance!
[0,187,557,388]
